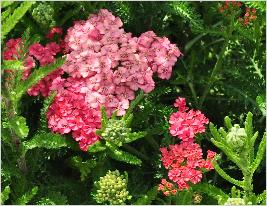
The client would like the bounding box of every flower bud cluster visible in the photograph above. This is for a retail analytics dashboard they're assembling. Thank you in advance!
[101,119,131,146]
[226,124,246,151]
[32,3,56,28]
[224,197,246,205]
[94,170,131,205]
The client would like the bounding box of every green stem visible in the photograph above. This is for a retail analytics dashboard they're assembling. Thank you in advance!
[123,144,150,162]
[181,59,199,107]
[199,19,235,108]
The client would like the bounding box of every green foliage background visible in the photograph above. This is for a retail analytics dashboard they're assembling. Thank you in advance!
[1,1,266,205]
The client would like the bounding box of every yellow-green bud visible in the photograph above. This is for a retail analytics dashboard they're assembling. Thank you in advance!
[224,198,246,205]
[226,124,246,150]
[94,170,132,205]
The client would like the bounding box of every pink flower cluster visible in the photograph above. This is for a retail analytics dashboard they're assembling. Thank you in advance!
[159,97,216,192]
[158,179,177,196]
[4,9,181,151]
[160,142,215,190]
[46,77,101,151]
[3,38,36,80]
[169,97,209,142]
[45,9,181,151]
[3,37,63,96]
[61,9,181,116]
[27,42,63,97]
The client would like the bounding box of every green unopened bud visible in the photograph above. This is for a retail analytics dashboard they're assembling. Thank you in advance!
[93,170,131,205]
[101,119,131,146]
[226,124,246,150]
[224,198,246,205]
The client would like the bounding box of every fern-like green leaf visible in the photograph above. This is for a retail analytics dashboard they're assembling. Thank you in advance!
[193,183,229,204]
[134,186,158,205]
[13,57,66,103]
[2,1,36,40]
[224,116,233,130]
[167,2,204,33]
[23,132,73,152]
[123,90,144,120]
[257,190,266,205]
[1,185,11,204]
[88,141,106,153]
[251,133,266,173]
[1,1,14,9]
[2,60,24,70]
[212,159,244,188]
[69,156,97,181]
[124,131,146,143]
[106,142,142,166]
[9,115,29,139]
[245,112,253,138]
[108,149,142,166]
[100,106,108,129]
[211,138,242,169]
[209,123,224,142]
[14,186,38,205]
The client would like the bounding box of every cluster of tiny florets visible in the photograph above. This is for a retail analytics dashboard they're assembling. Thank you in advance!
[226,124,247,151]
[94,170,131,205]
[101,119,131,146]
[3,9,180,152]
[46,9,180,151]
[160,142,215,190]
[158,179,177,196]
[224,198,246,205]
[159,97,216,192]
[218,1,257,26]
[31,3,56,28]
[169,97,209,142]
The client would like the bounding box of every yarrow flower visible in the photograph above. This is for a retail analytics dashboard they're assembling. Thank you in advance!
[218,1,257,26]
[4,9,181,151]
[3,37,63,97]
[169,97,209,142]
[46,9,181,151]
[160,142,214,190]
[158,179,177,196]
[159,97,216,193]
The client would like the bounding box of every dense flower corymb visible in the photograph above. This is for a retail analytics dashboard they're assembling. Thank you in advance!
[94,170,131,205]
[169,97,209,142]
[159,97,216,192]
[46,9,181,151]
[160,142,214,190]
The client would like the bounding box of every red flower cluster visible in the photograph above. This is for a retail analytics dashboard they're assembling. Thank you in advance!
[159,97,216,193]
[218,1,242,13]
[238,7,257,26]
[158,179,177,196]
[169,97,209,142]
[218,1,257,27]
[3,38,36,81]
[3,37,64,97]
[160,142,215,190]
